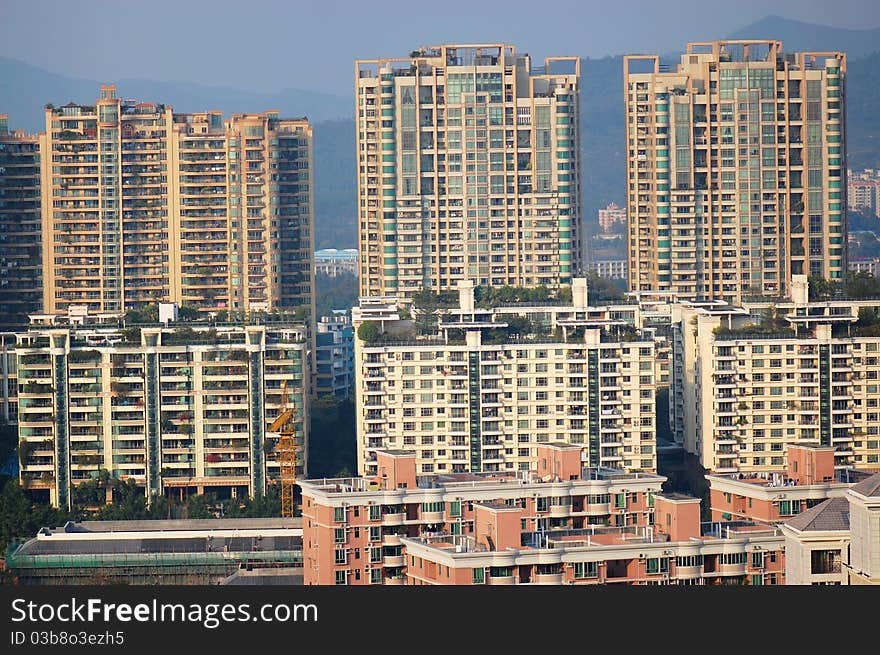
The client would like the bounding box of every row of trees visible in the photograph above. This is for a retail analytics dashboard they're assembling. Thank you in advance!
[0,473,288,556]
[808,271,880,301]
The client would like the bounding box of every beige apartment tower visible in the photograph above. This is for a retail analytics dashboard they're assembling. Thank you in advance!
[625,41,846,303]
[40,85,314,317]
[356,44,581,300]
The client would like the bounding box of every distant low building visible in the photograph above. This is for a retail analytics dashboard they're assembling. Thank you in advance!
[315,249,358,277]
[588,259,627,280]
[5,518,302,585]
[848,258,880,278]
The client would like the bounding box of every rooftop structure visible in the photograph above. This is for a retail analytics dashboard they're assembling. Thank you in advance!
[5,518,303,585]
[707,444,874,523]
[399,490,785,585]
[781,471,880,585]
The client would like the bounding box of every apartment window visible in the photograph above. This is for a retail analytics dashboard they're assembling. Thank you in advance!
[335,570,347,585]
[449,501,462,517]
[472,568,486,584]
[370,569,382,584]
[334,549,347,565]
[369,526,381,541]
[646,558,669,575]
[334,507,345,522]
[810,549,841,574]
[334,528,345,544]
[676,555,703,568]
[369,505,381,521]
[573,561,598,579]
[615,493,627,509]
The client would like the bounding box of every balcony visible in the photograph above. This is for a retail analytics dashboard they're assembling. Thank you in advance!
[421,511,444,523]
[384,576,406,586]
[585,500,611,514]
[487,576,516,585]
[718,560,747,576]
[549,503,573,518]
[382,533,402,547]
[533,572,564,585]
[383,554,405,567]
[382,512,405,526]
[675,563,703,580]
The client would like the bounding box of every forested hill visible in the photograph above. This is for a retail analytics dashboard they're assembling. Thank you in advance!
[3,15,880,250]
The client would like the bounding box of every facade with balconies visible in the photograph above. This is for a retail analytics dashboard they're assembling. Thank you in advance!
[400,491,786,585]
[40,85,313,320]
[353,280,658,477]
[625,41,846,304]
[672,292,880,476]
[14,323,308,508]
[355,44,581,300]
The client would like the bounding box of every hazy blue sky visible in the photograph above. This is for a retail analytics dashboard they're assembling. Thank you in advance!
[3,0,879,95]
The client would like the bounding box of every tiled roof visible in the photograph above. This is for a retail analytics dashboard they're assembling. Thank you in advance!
[785,497,850,533]
[849,472,880,498]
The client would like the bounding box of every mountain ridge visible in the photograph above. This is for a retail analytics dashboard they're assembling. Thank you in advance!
[3,15,880,250]
[727,15,880,58]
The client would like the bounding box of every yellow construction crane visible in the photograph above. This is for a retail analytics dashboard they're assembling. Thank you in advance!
[268,380,297,518]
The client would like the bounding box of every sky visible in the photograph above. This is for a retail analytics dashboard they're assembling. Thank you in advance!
[2,0,880,96]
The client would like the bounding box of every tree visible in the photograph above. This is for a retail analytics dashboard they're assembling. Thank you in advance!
[845,271,880,299]
[315,272,358,318]
[357,321,381,344]
[185,494,215,519]
[0,479,70,555]
[586,273,625,303]
[178,304,201,321]
[124,304,159,324]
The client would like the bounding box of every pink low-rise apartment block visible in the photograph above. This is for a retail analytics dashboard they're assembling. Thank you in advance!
[300,443,786,585]
[707,445,873,524]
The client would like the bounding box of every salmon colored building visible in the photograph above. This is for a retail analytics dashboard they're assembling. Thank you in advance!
[707,445,873,524]
[299,444,665,585]
[400,491,785,585]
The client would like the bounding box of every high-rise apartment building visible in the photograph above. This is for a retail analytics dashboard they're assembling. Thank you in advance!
[625,41,846,303]
[40,85,314,317]
[598,202,626,233]
[847,168,880,217]
[356,44,581,300]
[352,280,657,477]
[0,115,42,327]
[16,323,308,508]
